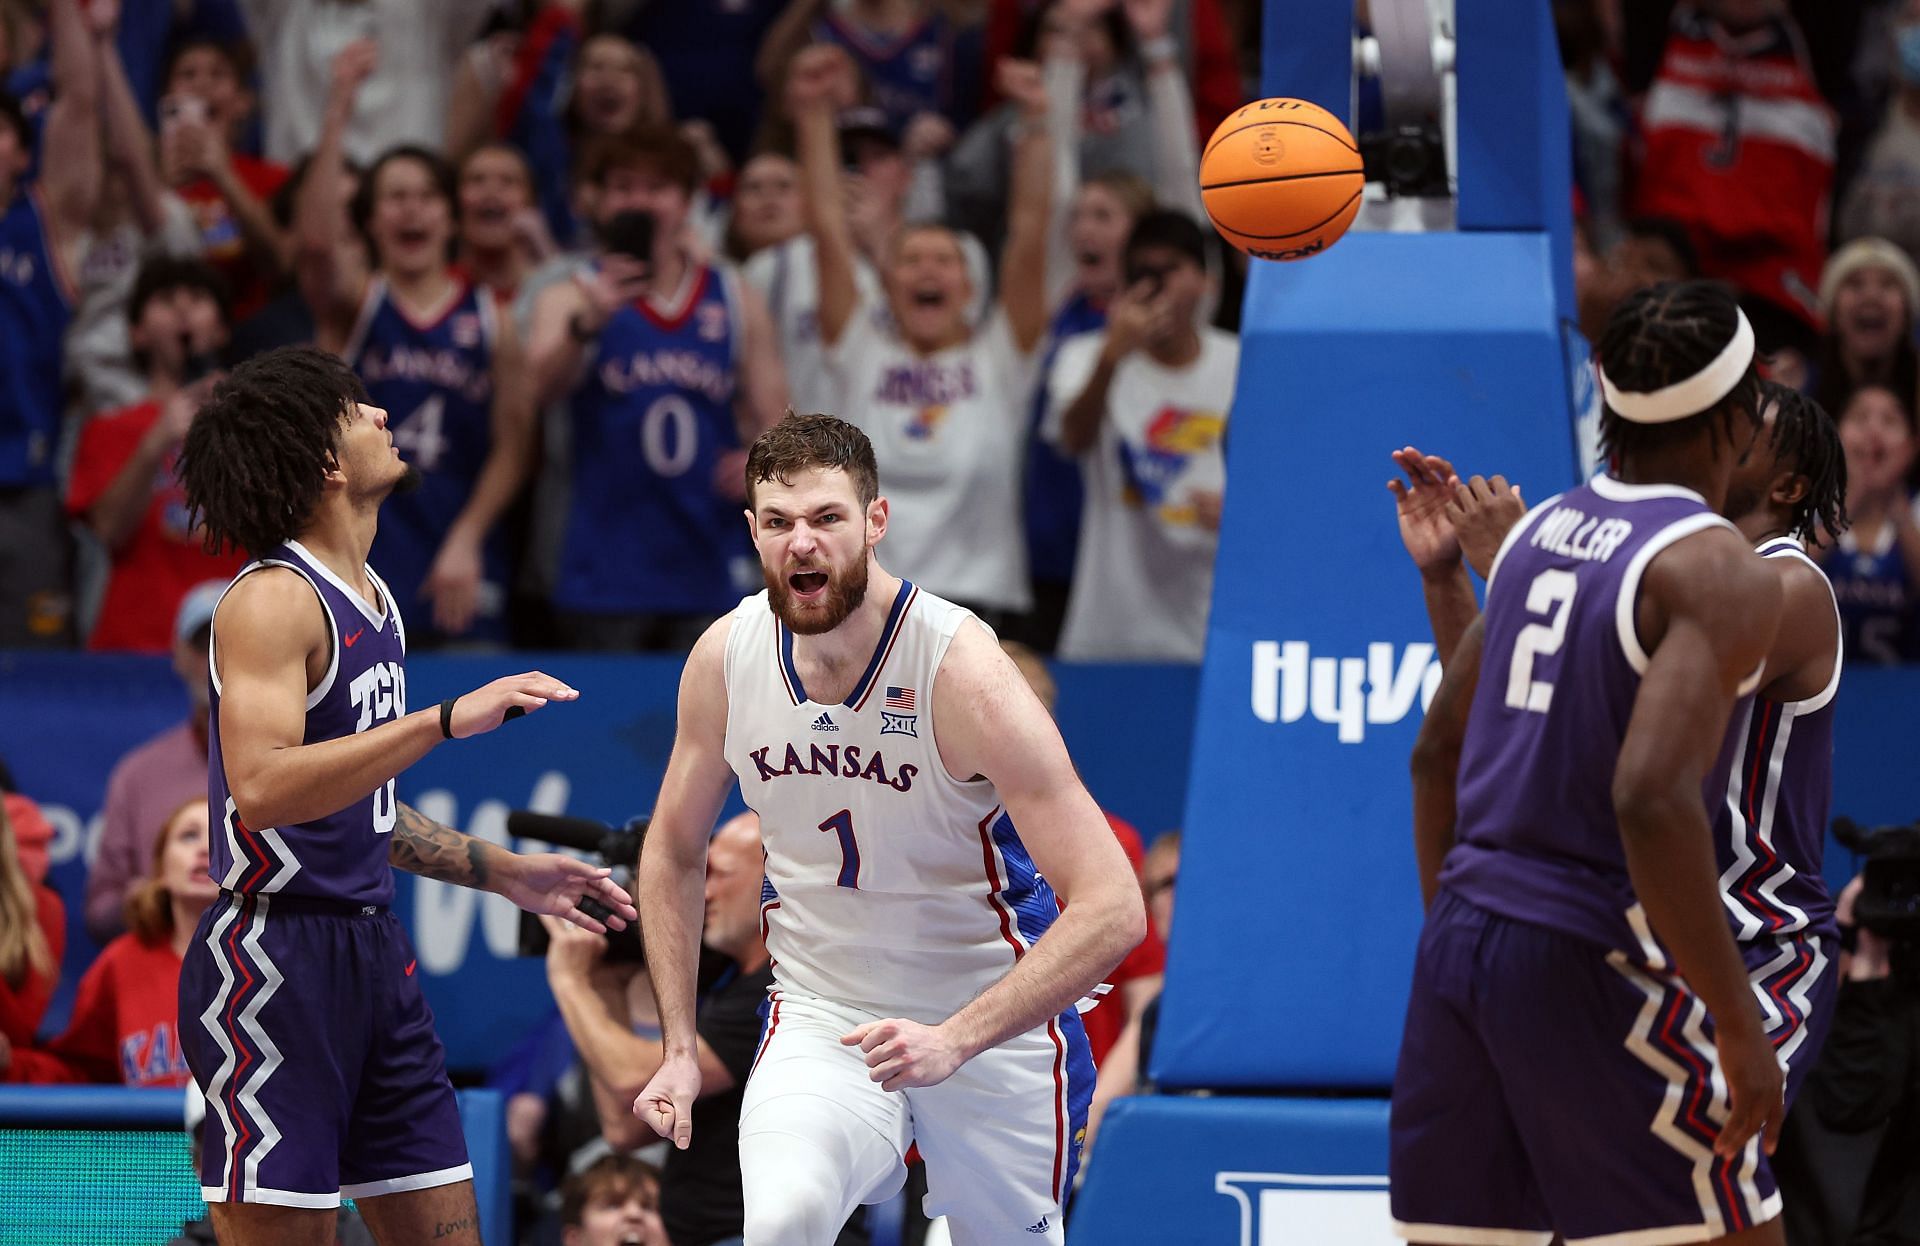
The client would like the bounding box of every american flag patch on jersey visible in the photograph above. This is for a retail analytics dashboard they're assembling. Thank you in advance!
[885,687,916,712]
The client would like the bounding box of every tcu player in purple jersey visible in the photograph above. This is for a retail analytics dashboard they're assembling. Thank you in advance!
[1391,379,1851,1117]
[1390,282,1792,1246]
[173,347,636,1245]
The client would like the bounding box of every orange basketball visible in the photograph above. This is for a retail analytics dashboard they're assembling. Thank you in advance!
[1199,98,1364,262]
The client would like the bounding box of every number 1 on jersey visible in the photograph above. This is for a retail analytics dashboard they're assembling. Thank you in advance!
[818,809,860,889]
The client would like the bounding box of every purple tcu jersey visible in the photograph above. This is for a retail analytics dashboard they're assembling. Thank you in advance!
[207,541,407,908]
[1706,538,1841,944]
[1441,476,1756,965]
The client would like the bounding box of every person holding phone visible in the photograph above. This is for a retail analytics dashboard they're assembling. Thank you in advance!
[65,257,242,653]
[527,125,788,653]
[296,40,536,648]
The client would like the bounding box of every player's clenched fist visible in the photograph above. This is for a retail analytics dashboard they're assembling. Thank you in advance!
[635,1053,702,1150]
[446,671,579,738]
[843,1018,968,1092]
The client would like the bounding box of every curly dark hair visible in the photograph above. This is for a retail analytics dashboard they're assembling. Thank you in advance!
[745,412,879,507]
[1597,280,1762,463]
[1759,381,1849,543]
[177,347,368,559]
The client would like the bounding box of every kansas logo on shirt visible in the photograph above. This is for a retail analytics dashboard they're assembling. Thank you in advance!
[1119,405,1226,521]
[881,685,918,738]
[905,405,948,442]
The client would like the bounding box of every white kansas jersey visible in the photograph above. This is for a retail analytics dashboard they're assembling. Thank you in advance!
[722,581,1061,1021]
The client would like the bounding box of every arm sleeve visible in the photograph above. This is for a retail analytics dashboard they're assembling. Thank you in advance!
[696,968,776,1088]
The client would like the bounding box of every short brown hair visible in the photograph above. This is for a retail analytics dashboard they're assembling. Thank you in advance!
[579,124,699,192]
[561,1154,660,1227]
[745,413,879,507]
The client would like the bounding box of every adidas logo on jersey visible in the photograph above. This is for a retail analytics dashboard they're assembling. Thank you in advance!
[1024,1217,1050,1234]
[812,712,839,732]
[1249,640,1442,744]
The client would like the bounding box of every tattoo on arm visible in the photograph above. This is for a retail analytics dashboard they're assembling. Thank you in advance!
[391,801,491,889]
[432,1216,475,1238]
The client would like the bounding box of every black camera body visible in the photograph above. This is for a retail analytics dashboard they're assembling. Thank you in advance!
[1834,818,1920,942]
[512,811,651,963]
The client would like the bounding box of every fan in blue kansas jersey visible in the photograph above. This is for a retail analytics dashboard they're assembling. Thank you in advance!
[173,346,636,1245]
[528,125,789,652]
[0,0,100,646]
[295,42,535,648]
[1816,384,1920,663]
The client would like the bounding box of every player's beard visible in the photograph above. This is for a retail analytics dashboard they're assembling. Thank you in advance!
[766,548,870,635]
[391,462,424,497]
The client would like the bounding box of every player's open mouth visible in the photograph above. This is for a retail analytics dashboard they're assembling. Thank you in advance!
[910,289,944,307]
[788,570,828,599]
[396,227,431,247]
[620,1236,645,1246]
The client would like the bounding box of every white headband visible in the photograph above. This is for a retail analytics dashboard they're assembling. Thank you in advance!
[1596,308,1756,425]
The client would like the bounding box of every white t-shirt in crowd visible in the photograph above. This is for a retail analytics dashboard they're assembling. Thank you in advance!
[745,233,995,417]
[825,296,1036,612]
[242,0,491,166]
[1044,326,1237,660]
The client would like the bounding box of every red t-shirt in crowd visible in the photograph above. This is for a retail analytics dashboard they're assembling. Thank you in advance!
[179,153,289,322]
[1076,813,1168,1067]
[0,886,65,1055]
[9,933,191,1088]
[65,399,245,653]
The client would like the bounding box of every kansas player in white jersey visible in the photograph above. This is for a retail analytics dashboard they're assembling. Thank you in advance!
[173,347,635,1245]
[634,415,1147,1244]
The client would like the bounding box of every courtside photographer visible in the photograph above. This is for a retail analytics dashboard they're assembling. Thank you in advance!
[1779,816,1920,1245]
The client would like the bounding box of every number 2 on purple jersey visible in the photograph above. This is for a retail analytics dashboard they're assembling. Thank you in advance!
[818,808,860,888]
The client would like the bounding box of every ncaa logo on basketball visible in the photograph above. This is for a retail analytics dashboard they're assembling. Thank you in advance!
[1249,641,1442,744]
[1251,129,1283,165]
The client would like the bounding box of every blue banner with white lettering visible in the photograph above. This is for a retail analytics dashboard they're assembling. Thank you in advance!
[0,653,1196,1073]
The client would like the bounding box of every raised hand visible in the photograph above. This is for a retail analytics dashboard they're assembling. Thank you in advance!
[785,43,857,117]
[1387,445,1462,575]
[1123,0,1176,42]
[572,254,651,334]
[1446,473,1527,580]
[448,671,579,739]
[330,37,379,102]
[996,57,1048,118]
[902,111,957,162]
[1101,277,1174,363]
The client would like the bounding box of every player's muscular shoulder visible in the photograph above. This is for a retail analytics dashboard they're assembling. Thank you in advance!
[932,620,1032,782]
[218,568,329,684]
[679,614,735,740]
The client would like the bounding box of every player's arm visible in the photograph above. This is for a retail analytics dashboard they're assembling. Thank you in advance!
[421,313,537,635]
[847,622,1148,1090]
[388,801,635,934]
[215,568,578,829]
[40,0,102,252]
[1408,613,1483,907]
[1388,446,1478,664]
[1756,556,1840,702]
[634,617,739,1149]
[996,58,1055,353]
[1446,473,1528,581]
[1618,530,1784,1157]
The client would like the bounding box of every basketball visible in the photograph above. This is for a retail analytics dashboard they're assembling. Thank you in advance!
[1199,98,1364,262]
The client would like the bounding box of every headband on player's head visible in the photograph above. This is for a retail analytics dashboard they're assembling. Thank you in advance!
[1597,307,1756,425]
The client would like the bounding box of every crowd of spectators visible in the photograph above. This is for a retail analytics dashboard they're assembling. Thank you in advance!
[0,0,1251,667]
[5,0,1920,1241]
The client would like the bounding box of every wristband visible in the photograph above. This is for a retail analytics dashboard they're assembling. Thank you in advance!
[1140,34,1177,64]
[440,697,459,740]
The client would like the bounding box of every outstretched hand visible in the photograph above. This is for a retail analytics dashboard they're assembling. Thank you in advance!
[1388,445,1462,574]
[448,671,578,739]
[502,853,637,933]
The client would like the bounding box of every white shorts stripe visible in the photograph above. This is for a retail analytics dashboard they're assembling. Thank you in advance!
[338,1163,475,1200]
[237,895,287,1196]
[195,899,244,1196]
[200,1185,341,1209]
[1389,1222,1552,1246]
